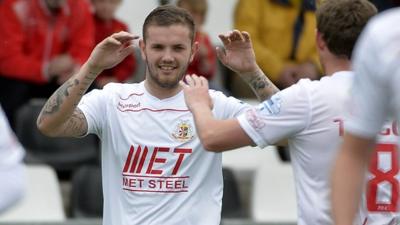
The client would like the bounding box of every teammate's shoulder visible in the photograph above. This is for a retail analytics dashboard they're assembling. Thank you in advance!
[370,8,400,30]
[362,8,400,44]
[208,89,227,98]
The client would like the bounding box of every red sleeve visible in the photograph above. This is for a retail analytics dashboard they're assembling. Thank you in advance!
[66,0,95,65]
[188,33,217,80]
[0,0,46,83]
[108,21,136,82]
[202,34,217,80]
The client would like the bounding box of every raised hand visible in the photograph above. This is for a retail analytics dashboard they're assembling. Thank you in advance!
[180,74,213,111]
[217,30,259,74]
[86,31,139,74]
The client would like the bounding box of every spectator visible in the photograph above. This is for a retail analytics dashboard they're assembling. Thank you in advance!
[234,0,321,90]
[0,0,95,129]
[176,0,224,91]
[0,104,26,213]
[91,0,137,88]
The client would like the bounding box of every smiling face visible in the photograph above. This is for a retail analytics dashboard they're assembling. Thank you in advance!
[140,24,197,90]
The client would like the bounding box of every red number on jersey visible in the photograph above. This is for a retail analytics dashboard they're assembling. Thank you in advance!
[367,143,399,212]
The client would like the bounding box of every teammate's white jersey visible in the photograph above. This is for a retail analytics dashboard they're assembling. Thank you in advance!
[0,104,25,212]
[238,71,353,225]
[356,121,400,225]
[78,81,248,225]
[237,69,400,225]
[346,8,400,141]
[0,105,24,168]
[345,9,400,225]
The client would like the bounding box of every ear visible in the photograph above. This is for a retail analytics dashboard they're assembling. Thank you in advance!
[139,39,146,61]
[316,30,326,51]
[189,41,199,63]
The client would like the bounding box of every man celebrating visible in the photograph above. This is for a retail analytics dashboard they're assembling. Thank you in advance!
[36,5,276,225]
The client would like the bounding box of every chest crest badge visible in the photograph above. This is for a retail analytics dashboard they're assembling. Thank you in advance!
[172,120,194,142]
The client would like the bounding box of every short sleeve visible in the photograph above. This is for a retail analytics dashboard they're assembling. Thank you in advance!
[210,90,250,119]
[78,89,107,136]
[237,83,310,148]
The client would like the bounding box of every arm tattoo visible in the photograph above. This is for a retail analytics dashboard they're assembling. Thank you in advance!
[42,79,80,115]
[62,108,88,137]
[241,70,280,101]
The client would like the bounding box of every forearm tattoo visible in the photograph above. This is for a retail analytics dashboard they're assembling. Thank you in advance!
[42,79,80,115]
[62,109,87,137]
[242,70,280,101]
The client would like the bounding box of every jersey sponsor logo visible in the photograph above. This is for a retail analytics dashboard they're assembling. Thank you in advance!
[117,92,142,111]
[257,94,282,116]
[171,120,194,142]
[122,145,192,193]
[118,101,141,110]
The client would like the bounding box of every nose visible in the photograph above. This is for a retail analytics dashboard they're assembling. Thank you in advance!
[161,49,174,63]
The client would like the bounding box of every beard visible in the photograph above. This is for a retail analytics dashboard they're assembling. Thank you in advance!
[145,59,190,89]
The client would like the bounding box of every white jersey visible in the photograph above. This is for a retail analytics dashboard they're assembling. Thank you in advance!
[238,71,353,225]
[78,81,248,225]
[238,70,400,225]
[345,8,400,225]
[0,104,25,212]
[356,120,400,225]
[346,8,400,141]
[0,105,24,168]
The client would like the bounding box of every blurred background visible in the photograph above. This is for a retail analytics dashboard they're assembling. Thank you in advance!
[0,0,398,224]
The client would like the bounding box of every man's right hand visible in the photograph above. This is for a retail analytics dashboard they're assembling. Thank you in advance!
[86,31,139,75]
[217,30,260,74]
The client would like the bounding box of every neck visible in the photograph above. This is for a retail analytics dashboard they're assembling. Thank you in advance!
[144,80,182,100]
[322,55,351,76]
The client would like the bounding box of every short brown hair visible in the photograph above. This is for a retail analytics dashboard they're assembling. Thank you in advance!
[142,5,195,43]
[316,0,377,59]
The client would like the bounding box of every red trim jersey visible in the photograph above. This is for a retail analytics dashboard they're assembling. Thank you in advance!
[238,71,400,224]
[78,82,249,225]
[345,9,400,225]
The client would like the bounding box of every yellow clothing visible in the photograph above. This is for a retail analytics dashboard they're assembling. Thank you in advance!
[234,0,320,82]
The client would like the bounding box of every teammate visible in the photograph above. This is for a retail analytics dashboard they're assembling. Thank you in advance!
[36,5,277,225]
[0,104,26,213]
[180,0,378,224]
[332,8,400,225]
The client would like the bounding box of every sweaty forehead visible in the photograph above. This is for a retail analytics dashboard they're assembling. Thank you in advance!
[145,25,192,45]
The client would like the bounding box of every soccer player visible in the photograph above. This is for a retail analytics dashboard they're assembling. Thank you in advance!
[36,5,277,225]
[332,8,400,225]
[180,0,379,224]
